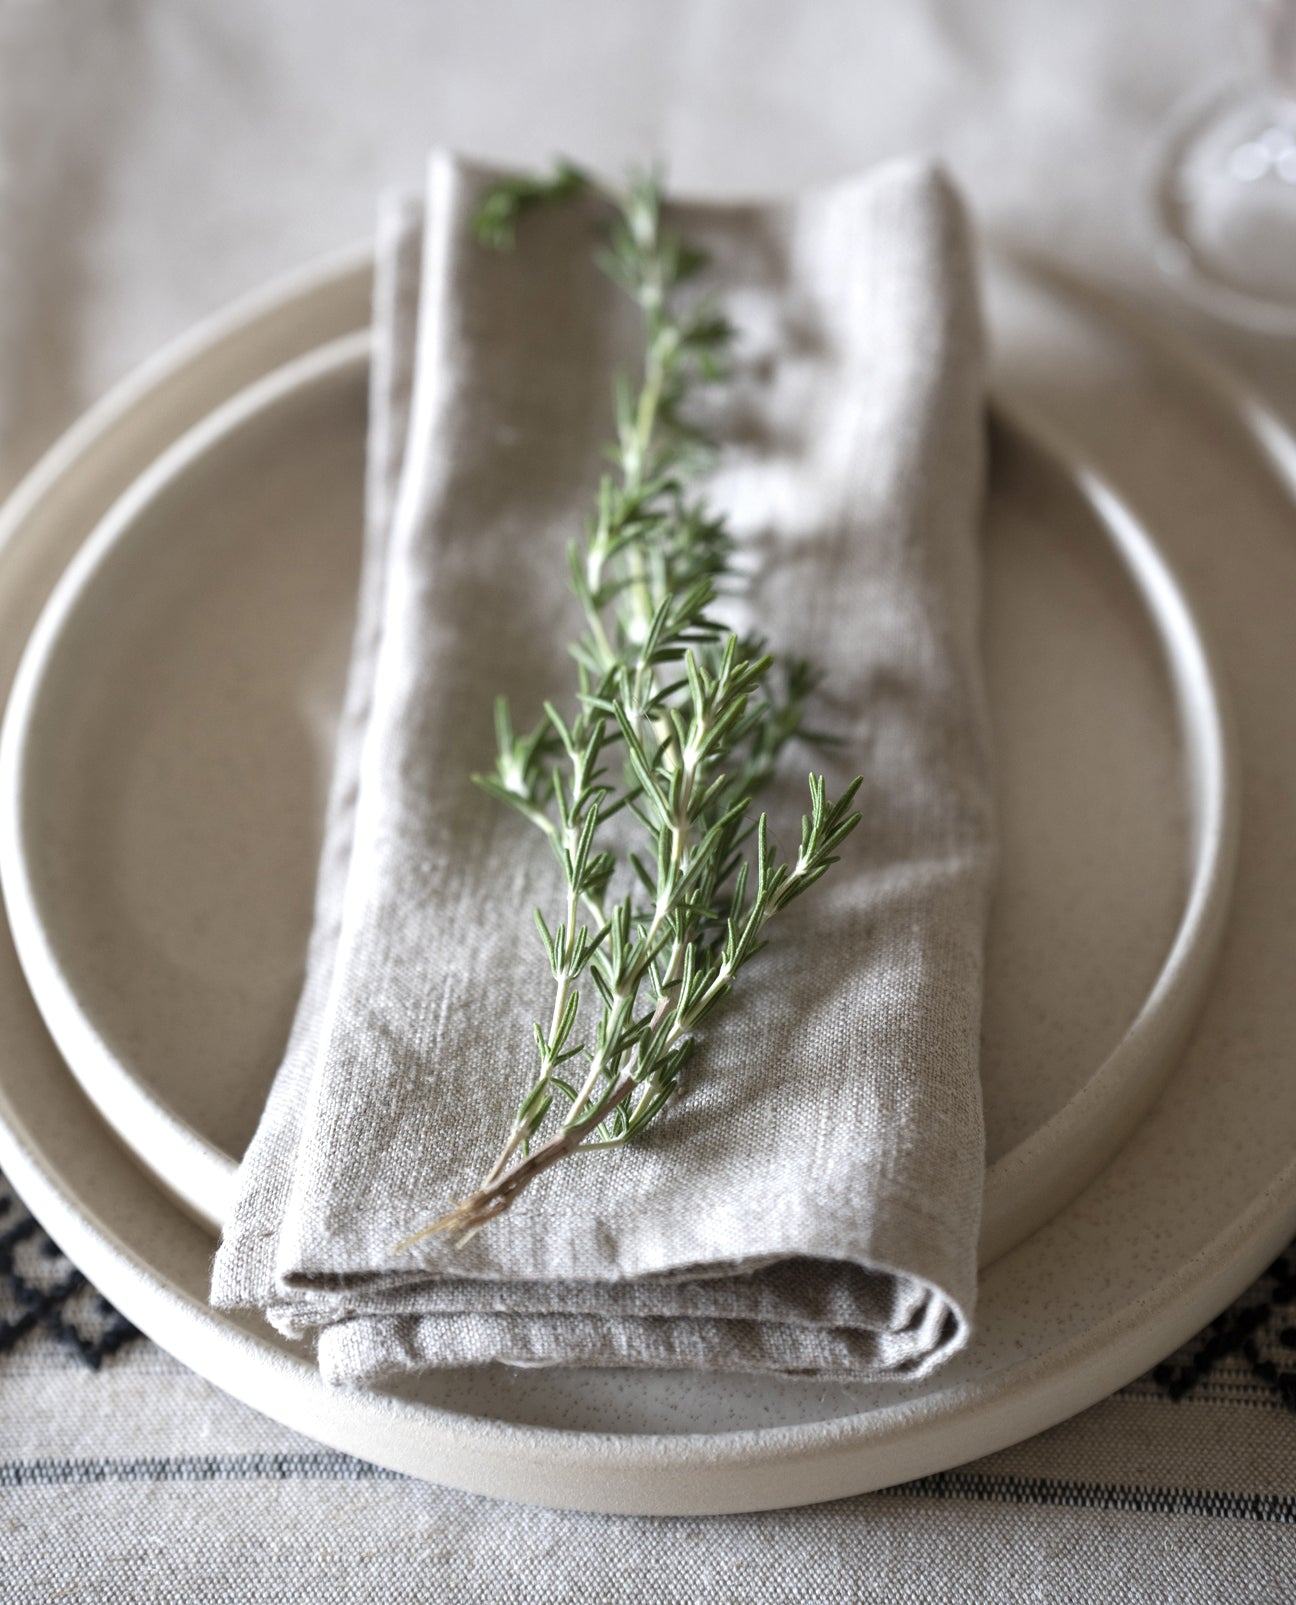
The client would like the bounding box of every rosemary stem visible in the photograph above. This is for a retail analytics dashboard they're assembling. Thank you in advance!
[487,812,591,1182]
[563,961,679,1130]
[397,1066,643,1249]
[401,164,864,1248]
[624,347,666,636]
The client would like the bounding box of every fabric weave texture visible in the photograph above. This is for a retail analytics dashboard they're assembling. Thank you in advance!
[211,151,996,1386]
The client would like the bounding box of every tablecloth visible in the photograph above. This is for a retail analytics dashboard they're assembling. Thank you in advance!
[2,1,1295,1599]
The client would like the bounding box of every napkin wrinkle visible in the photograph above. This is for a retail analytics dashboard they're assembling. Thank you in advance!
[312,1300,960,1389]
[266,1257,939,1337]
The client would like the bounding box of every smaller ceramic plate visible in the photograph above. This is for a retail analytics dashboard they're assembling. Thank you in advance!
[0,326,1238,1264]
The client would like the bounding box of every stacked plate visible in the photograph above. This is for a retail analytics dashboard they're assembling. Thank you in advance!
[0,245,1292,1516]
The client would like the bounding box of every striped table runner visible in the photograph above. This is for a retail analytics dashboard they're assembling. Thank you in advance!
[3,1172,1294,1602]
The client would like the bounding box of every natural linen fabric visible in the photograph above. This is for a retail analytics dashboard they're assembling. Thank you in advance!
[210,150,995,1386]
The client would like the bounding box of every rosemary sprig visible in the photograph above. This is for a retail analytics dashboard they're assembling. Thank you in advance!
[399,164,862,1248]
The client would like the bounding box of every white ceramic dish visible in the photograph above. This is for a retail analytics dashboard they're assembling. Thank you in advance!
[0,298,1237,1268]
[0,251,1290,1516]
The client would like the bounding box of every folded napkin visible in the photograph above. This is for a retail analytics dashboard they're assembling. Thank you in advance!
[211,151,995,1387]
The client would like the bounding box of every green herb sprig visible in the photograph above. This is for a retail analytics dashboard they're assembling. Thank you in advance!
[399,164,861,1248]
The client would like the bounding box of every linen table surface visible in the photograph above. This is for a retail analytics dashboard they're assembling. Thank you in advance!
[2,1,1295,1600]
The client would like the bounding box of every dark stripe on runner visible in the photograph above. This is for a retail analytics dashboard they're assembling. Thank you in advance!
[1,1455,1294,1522]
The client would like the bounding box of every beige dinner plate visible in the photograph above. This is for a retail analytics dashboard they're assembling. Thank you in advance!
[0,286,1235,1265]
[0,250,1287,1516]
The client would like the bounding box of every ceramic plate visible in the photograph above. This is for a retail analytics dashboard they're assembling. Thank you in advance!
[0,298,1236,1268]
[0,252,1290,1515]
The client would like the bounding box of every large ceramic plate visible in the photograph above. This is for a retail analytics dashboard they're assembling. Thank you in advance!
[0,284,1237,1267]
[0,252,1290,1515]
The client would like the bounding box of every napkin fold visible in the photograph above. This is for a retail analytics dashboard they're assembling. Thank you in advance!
[211,151,995,1386]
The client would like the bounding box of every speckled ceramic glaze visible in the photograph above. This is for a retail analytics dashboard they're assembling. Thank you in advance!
[0,253,1289,1515]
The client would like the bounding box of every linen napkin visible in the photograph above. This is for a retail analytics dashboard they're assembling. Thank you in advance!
[211,151,995,1387]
